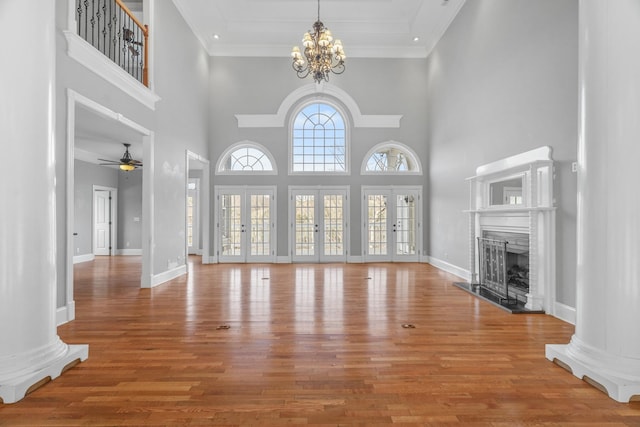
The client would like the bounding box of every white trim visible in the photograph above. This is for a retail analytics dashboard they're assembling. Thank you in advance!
[116,249,143,256]
[145,264,187,289]
[215,141,277,175]
[426,256,471,282]
[56,301,75,326]
[553,302,576,325]
[472,146,553,178]
[347,255,363,263]
[66,89,155,304]
[236,83,402,128]
[73,253,95,264]
[63,31,160,110]
[276,256,291,264]
[361,140,423,175]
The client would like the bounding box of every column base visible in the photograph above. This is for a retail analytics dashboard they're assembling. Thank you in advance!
[0,344,88,404]
[546,339,640,403]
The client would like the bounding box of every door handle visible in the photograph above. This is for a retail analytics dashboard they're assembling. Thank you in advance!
[315,224,318,233]
[241,224,246,232]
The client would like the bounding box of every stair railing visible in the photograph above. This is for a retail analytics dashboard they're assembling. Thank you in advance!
[76,0,149,87]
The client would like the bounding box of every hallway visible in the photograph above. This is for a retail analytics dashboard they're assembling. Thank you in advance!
[1,257,637,425]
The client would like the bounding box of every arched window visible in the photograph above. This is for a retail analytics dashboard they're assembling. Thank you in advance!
[216,141,277,175]
[291,102,348,173]
[362,141,422,175]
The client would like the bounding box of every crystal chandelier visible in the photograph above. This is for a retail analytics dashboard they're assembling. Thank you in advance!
[291,0,346,83]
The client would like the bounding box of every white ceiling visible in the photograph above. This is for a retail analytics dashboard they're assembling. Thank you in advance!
[75,0,466,165]
[172,0,467,58]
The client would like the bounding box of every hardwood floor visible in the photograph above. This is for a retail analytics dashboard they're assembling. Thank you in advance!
[1,257,639,426]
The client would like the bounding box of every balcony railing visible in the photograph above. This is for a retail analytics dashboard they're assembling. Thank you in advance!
[76,0,148,87]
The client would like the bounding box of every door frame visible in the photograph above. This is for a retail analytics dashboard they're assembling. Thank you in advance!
[361,185,422,262]
[65,90,154,325]
[92,185,117,256]
[186,178,200,255]
[288,185,350,263]
[186,150,211,264]
[214,185,277,263]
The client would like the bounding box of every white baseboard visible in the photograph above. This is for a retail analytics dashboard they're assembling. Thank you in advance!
[144,264,187,289]
[347,255,363,263]
[425,256,470,281]
[73,253,95,264]
[116,249,142,256]
[56,301,76,326]
[553,301,576,325]
[276,256,291,264]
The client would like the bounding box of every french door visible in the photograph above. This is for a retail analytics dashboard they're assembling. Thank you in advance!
[362,186,421,262]
[290,186,349,262]
[216,186,276,263]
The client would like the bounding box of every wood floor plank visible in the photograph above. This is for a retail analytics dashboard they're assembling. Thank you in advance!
[1,256,639,425]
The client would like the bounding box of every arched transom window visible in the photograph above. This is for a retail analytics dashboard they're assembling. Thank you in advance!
[292,102,347,173]
[217,141,276,175]
[362,141,422,175]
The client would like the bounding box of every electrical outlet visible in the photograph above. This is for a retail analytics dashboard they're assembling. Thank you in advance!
[571,162,578,172]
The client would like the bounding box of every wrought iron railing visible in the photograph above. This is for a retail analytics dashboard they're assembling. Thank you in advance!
[76,0,149,87]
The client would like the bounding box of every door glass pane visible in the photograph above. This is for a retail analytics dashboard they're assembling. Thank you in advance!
[367,195,387,255]
[250,194,271,256]
[323,194,343,256]
[221,194,242,256]
[295,195,315,256]
[187,195,194,247]
[396,194,416,255]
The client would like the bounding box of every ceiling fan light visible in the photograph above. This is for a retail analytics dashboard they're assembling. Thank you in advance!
[120,163,136,172]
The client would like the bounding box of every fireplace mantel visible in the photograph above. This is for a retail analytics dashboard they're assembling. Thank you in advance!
[466,146,556,313]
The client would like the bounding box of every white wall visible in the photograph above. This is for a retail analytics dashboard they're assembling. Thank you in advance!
[55,0,210,305]
[425,0,579,307]
[151,0,210,273]
[118,169,143,251]
[209,57,430,257]
[74,160,119,256]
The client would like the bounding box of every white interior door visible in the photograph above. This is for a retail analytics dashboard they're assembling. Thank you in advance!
[93,188,116,256]
[363,186,421,262]
[216,186,275,263]
[290,187,348,263]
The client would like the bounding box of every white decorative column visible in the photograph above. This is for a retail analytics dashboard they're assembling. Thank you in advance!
[546,0,640,402]
[0,1,88,404]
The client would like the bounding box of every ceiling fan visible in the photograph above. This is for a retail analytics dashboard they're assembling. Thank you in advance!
[98,143,142,171]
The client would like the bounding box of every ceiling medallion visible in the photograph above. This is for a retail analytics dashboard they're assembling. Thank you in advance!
[291,0,346,83]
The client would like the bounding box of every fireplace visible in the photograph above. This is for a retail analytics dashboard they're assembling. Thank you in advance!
[478,231,530,305]
[462,146,556,314]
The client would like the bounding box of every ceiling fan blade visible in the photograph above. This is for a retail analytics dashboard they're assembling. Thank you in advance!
[98,159,120,165]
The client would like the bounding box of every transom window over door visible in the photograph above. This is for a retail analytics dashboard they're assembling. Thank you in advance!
[291,102,347,173]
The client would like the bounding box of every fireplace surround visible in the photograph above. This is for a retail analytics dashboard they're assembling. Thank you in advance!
[464,146,556,313]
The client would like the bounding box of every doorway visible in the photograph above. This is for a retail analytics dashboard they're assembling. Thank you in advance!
[289,186,349,263]
[362,186,422,262]
[93,186,117,256]
[215,186,276,263]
